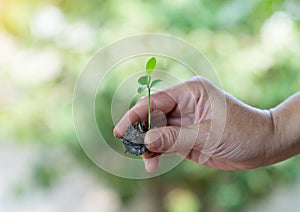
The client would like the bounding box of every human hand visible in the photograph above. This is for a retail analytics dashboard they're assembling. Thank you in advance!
[114,76,278,172]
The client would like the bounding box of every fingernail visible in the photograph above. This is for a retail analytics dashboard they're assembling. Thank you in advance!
[113,128,121,138]
[145,130,162,150]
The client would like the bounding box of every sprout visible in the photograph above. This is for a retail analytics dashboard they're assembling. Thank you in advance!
[130,57,162,129]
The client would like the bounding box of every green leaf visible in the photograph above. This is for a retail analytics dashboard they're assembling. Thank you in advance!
[150,79,162,88]
[138,75,148,85]
[129,93,145,109]
[146,57,156,75]
[137,85,147,93]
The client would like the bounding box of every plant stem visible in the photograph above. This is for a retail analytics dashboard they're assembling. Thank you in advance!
[147,85,151,129]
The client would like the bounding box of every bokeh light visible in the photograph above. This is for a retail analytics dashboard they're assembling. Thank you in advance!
[0,0,300,211]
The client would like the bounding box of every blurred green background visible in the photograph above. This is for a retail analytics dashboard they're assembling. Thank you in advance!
[1,0,300,211]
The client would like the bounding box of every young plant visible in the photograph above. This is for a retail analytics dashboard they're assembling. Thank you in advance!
[130,57,162,129]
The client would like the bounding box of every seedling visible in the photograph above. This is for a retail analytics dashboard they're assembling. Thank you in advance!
[123,57,162,155]
[130,57,162,129]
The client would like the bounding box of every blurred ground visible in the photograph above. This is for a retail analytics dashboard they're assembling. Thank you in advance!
[246,174,300,212]
[0,140,121,212]
[1,140,300,212]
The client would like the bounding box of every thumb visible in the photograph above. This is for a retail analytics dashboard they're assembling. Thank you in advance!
[145,125,203,153]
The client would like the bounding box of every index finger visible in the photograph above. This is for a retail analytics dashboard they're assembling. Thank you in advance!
[113,90,177,138]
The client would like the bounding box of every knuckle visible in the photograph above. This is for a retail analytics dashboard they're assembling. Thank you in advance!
[185,77,206,90]
[187,76,206,84]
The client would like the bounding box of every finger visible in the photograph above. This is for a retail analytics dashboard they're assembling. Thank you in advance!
[142,151,161,159]
[144,122,210,154]
[180,149,202,164]
[113,91,177,138]
[112,99,147,138]
[151,110,167,128]
[178,149,212,168]
[142,155,160,172]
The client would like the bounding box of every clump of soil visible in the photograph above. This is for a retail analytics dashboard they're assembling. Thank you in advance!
[122,122,150,156]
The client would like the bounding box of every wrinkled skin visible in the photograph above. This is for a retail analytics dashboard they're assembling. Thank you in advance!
[114,76,300,172]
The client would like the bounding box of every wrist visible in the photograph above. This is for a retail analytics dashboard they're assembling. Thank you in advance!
[256,109,279,167]
[267,106,300,164]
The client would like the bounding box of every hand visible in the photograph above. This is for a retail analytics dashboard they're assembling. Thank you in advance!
[114,76,281,172]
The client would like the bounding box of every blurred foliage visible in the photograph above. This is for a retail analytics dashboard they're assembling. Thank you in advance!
[1,0,300,211]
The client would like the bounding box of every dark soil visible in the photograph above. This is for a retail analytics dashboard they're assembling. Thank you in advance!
[122,122,150,156]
